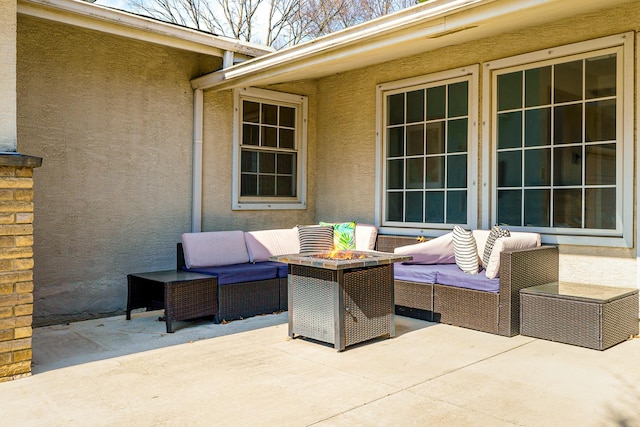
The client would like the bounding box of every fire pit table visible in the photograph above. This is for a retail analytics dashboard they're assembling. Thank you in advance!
[271,251,411,351]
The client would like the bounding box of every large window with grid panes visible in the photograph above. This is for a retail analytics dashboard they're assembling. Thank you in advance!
[488,33,632,246]
[379,67,478,230]
[232,88,307,210]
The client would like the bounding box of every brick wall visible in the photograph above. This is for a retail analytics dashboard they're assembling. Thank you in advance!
[0,156,41,382]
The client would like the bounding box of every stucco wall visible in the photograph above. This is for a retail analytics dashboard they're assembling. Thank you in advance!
[201,81,318,232]
[17,16,220,325]
[0,0,17,152]
[312,2,640,287]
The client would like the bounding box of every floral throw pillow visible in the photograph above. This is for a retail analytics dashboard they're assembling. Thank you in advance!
[320,221,356,250]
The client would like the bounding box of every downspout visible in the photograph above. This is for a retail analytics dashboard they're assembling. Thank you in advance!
[191,51,235,232]
[191,88,203,232]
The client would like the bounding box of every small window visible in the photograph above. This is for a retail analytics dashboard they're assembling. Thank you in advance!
[233,88,307,210]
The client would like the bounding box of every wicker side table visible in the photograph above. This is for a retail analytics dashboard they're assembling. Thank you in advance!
[127,270,218,333]
[520,282,639,350]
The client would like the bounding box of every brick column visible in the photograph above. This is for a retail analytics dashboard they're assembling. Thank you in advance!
[0,154,42,382]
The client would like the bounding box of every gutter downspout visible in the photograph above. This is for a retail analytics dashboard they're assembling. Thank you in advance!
[191,51,235,232]
[192,88,203,232]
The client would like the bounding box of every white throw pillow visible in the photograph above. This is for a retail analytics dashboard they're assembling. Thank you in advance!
[472,229,490,260]
[484,232,541,279]
[245,228,300,262]
[355,223,378,251]
[182,231,250,268]
[394,232,455,264]
[452,225,479,274]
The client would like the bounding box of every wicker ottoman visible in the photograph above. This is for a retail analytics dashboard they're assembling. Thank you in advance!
[520,282,639,350]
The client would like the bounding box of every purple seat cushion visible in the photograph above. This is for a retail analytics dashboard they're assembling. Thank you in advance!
[394,263,439,284]
[434,264,500,293]
[256,261,289,278]
[185,263,278,285]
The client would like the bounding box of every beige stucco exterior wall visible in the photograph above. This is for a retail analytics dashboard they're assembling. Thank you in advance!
[0,0,17,152]
[17,16,220,325]
[201,81,318,232]
[312,2,640,288]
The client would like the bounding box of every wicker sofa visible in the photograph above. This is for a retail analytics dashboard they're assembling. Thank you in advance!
[376,234,559,337]
[177,224,379,323]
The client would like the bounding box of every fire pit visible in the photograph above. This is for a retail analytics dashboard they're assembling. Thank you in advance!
[271,251,411,351]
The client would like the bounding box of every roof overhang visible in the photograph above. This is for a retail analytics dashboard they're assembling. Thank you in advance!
[191,0,636,91]
[17,0,274,59]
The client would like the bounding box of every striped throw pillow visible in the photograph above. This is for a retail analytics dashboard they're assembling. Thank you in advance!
[482,225,510,268]
[297,225,334,253]
[452,225,479,274]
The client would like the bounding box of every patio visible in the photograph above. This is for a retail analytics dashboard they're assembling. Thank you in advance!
[1,312,639,426]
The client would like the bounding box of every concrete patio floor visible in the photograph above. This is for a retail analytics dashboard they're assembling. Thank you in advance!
[2,311,640,426]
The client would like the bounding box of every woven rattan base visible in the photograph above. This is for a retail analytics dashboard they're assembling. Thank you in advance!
[216,278,280,323]
[520,282,639,350]
[288,264,394,351]
[127,270,218,333]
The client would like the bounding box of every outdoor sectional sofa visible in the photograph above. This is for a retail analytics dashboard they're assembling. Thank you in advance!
[177,224,379,323]
[377,230,559,337]
[177,224,558,337]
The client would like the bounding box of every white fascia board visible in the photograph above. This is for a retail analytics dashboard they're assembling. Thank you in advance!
[191,0,632,91]
[192,0,483,89]
[18,0,274,58]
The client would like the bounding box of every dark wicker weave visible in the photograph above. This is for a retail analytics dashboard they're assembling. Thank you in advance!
[127,270,218,333]
[288,264,394,351]
[177,243,283,324]
[520,282,639,350]
[376,235,559,337]
[216,278,281,323]
[279,278,288,311]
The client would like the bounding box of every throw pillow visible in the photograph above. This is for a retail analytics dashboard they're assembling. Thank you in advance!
[320,221,356,250]
[355,223,378,251]
[452,225,479,274]
[297,225,334,253]
[482,225,510,268]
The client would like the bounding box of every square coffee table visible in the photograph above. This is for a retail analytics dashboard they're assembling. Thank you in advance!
[127,270,218,333]
[520,281,638,350]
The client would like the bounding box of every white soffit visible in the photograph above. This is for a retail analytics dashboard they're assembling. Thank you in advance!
[17,0,274,59]
[191,0,636,91]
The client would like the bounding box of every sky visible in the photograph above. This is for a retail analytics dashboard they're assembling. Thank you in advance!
[96,0,130,9]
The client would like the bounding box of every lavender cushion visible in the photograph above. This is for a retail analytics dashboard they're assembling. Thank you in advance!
[244,228,300,262]
[182,231,249,268]
[394,263,439,284]
[434,264,500,293]
[185,263,278,285]
[394,232,455,264]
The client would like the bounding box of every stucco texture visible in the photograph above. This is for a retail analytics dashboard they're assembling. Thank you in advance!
[201,81,318,232]
[308,2,640,287]
[0,0,17,152]
[17,16,220,325]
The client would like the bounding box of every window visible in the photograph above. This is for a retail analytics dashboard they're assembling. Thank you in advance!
[378,67,478,231]
[233,88,307,210]
[485,33,633,246]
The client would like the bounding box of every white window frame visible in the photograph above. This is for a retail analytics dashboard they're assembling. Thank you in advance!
[232,87,308,210]
[375,65,479,237]
[482,32,634,247]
